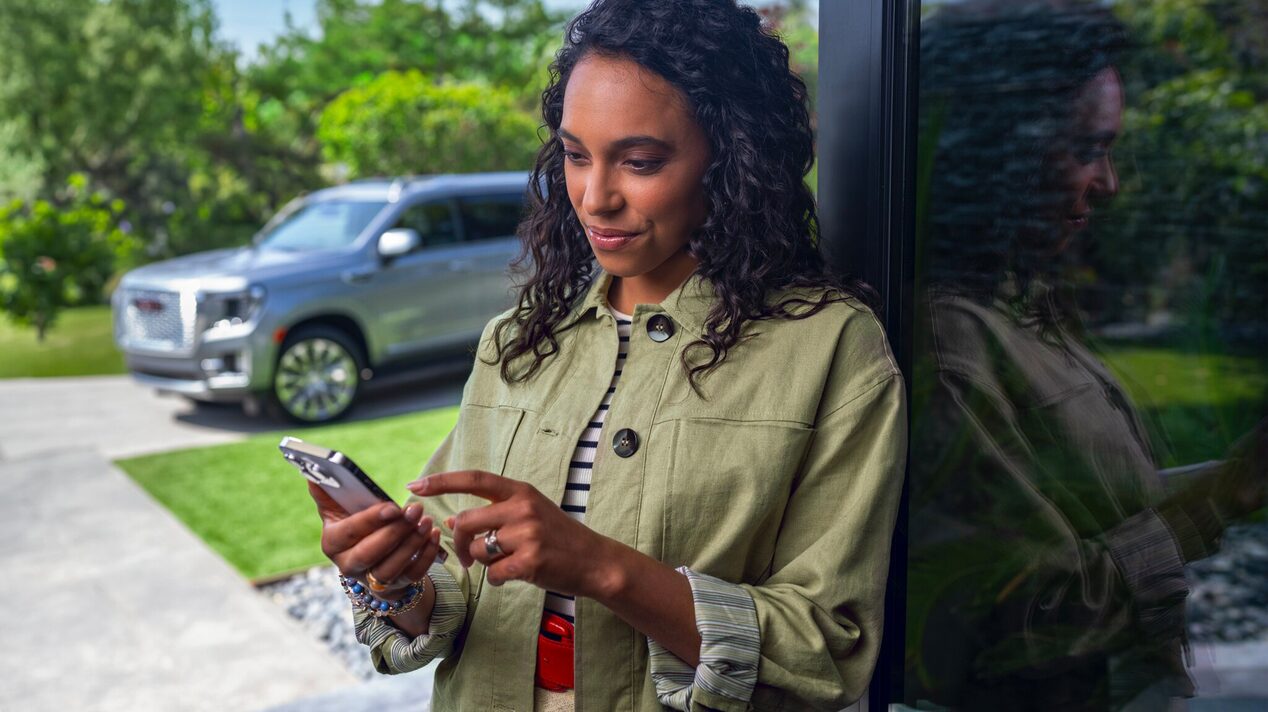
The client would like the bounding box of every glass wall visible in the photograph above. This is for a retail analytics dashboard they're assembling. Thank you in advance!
[902,1,1268,709]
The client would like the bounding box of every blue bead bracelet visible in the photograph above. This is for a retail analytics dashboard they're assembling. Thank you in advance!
[339,574,428,618]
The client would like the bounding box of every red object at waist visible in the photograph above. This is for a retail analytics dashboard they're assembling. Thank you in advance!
[536,612,574,691]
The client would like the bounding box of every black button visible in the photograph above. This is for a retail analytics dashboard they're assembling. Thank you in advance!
[612,428,639,458]
[646,314,675,342]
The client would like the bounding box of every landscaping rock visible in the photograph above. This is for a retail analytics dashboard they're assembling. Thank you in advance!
[1188,522,1268,643]
[260,565,379,680]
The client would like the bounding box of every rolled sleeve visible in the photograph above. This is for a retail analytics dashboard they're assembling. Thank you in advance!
[648,567,761,712]
[353,563,467,674]
[745,372,907,710]
[1100,508,1189,639]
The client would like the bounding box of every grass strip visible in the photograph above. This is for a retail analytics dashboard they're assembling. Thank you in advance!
[116,406,459,580]
[0,305,125,378]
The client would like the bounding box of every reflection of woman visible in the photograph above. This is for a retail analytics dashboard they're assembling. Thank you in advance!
[307,1,907,710]
[908,3,1263,710]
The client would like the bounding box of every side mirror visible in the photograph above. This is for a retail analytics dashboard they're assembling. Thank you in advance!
[378,228,421,260]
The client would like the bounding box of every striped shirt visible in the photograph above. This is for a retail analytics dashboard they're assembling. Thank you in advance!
[543,306,631,622]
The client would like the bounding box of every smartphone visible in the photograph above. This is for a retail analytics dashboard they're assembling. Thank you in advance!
[279,436,394,513]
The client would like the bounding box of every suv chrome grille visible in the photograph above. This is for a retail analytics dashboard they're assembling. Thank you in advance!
[118,288,195,353]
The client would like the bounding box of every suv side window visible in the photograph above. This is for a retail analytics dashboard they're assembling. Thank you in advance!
[394,201,459,249]
[458,195,525,242]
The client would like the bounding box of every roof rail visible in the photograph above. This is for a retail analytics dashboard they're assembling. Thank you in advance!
[348,174,442,185]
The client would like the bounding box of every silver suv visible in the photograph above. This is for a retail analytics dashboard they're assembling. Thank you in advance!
[112,172,527,423]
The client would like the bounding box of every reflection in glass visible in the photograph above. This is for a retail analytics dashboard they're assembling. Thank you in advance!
[905,1,1267,710]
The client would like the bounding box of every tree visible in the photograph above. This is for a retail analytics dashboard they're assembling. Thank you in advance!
[317,71,541,178]
[0,177,138,340]
[0,0,219,200]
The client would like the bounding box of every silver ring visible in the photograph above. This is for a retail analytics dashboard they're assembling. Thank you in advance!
[484,529,504,558]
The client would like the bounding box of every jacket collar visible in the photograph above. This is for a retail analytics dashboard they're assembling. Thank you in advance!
[564,269,716,333]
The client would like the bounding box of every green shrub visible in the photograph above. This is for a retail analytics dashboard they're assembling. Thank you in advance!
[0,175,138,340]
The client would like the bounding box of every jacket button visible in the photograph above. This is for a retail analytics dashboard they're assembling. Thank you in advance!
[646,314,675,342]
[612,428,639,458]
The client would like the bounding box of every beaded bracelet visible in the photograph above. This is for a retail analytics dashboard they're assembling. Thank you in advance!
[339,574,430,618]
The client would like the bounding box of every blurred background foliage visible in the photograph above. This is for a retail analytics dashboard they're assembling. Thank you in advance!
[1091,0,1268,335]
[0,0,817,337]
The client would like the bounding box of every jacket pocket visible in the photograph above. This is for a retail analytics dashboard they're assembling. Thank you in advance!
[662,417,815,581]
[443,403,526,477]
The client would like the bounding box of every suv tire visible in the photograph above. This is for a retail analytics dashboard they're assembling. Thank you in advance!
[269,325,365,423]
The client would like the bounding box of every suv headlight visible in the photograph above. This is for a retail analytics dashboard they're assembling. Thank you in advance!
[204,284,267,330]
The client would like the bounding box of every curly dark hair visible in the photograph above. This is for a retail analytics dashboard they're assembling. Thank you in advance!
[487,0,874,392]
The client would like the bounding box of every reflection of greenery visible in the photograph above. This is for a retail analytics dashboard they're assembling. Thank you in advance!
[1095,0,1268,328]
[1100,340,1268,466]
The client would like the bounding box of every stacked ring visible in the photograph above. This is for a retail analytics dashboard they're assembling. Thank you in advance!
[484,529,505,558]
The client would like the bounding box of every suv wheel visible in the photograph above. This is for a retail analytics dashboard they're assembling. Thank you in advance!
[271,325,364,423]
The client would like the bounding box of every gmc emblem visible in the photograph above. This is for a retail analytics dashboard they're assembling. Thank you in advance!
[133,298,165,313]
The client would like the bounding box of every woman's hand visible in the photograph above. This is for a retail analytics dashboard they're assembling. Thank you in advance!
[308,481,443,596]
[1210,417,1268,520]
[408,470,621,597]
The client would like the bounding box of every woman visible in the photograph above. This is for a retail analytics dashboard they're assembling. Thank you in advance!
[309,1,907,709]
[906,3,1265,709]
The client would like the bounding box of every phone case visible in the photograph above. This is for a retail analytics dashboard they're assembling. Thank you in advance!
[278,436,395,513]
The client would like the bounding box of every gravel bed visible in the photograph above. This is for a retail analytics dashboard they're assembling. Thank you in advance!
[259,565,380,680]
[1187,522,1268,643]
[257,523,1268,677]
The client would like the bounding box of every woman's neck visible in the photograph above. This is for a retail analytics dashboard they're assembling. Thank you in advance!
[606,250,698,313]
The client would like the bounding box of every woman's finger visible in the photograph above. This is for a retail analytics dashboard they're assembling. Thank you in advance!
[409,469,521,503]
[401,528,444,583]
[450,500,522,568]
[484,547,532,587]
[467,519,539,568]
[336,506,422,574]
[370,516,434,584]
[322,501,403,556]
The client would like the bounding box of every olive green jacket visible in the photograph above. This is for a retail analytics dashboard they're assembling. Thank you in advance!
[356,271,907,711]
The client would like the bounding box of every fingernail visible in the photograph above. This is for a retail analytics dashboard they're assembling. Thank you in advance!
[404,504,422,522]
[409,478,430,494]
[444,516,455,530]
[417,516,433,533]
[379,504,400,521]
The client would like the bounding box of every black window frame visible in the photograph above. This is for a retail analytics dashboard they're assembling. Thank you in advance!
[819,1,921,708]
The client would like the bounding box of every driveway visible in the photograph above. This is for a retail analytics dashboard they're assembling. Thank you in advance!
[0,367,467,461]
[0,372,464,711]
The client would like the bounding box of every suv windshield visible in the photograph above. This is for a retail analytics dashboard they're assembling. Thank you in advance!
[257,200,386,252]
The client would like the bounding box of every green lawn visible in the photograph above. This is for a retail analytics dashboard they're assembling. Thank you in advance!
[116,406,460,580]
[1100,344,1268,467]
[0,305,125,377]
[116,340,1266,580]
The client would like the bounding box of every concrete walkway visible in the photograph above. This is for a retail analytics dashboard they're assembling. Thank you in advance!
[0,447,357,711]
[0,374,464,711]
